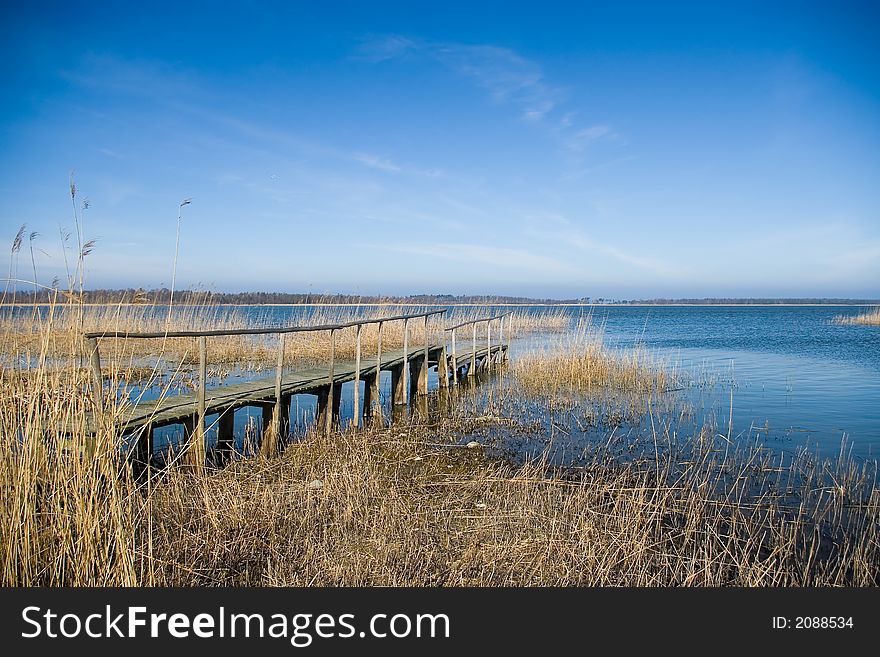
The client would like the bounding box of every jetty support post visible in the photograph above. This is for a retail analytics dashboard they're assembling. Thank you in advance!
[418,315,429,395]
[402,318,409,404]
[324,328,336,437]
[487,319,492,372]
[451,329,457,385]
[370,321,383,423]
[217,408,234,462]
[470,323,477,377]
[352,324,361,429]
[84,336,103,455]
[188,335,207,470]
[133,421,154,467]
[438,317,449,389]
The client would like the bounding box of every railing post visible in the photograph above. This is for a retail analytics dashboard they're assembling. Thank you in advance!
[263,333,284,457]
[353,324,361,429]
[402,317,409,404]
[500,315,504,351]
[438,315,449,389]
[451,328,457,385]
[419,315,429,395]
[84,336,103,443]
[192,335,207,470]
[373,321,383,422]
[487,319,492,372]
[471,322,477,377]
[325,328,335,437]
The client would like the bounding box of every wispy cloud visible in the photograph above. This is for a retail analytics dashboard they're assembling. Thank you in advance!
[523,217,682,278]
[351,152,444,177]
[432,43,562,121]
[353,35,418,63]
[565,125,617,151]
[357,35,624,159]
[357,36,563,122]
[378,242,575,273]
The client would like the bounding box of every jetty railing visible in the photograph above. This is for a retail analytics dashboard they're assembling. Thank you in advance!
[82,309,447,463]
[443,312,511,384]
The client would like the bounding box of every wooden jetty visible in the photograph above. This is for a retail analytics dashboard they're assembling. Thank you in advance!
[82,310,510,468]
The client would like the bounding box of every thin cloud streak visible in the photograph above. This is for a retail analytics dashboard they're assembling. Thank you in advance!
[377,242,576,274]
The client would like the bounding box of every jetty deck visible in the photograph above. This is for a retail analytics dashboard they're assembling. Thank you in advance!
[81,310,510,467]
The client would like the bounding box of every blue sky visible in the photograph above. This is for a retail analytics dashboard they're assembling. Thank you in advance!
[1,1,878,299]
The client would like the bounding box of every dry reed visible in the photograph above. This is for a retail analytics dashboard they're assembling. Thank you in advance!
[834,308,880,326]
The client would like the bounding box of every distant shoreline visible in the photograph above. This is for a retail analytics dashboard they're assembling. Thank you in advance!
[2,302,878,308]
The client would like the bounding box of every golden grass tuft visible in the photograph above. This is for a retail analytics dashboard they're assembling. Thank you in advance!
[834,308,880,326]
[512,321,670,396]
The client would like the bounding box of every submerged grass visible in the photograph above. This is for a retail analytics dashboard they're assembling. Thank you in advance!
[834,307,880,326]
[512,321,671,396]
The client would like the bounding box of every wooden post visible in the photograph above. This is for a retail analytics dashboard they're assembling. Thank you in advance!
[85,336,103,423]
[181,415,195,459]
[325,328,335,437]
[402,318,409,404]
[487,319,492,372]
[439,341,449,388]
[363,371,377,421]
[315,387,329,431]
[261,404,273,448]
[353,324,361,429]
[134,421,153,465]
[451,329,457,385]
[391,364,406,405]
[331,382,342,423]
[470,322,477,377]
[190,335,207,469]
[280,394,290,435]
[419,315,429,395]
[218,408,235,461]
[262,334,284,457]
[372,321,383,421]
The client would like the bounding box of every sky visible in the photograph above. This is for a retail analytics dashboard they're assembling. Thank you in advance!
[1,0,878,299]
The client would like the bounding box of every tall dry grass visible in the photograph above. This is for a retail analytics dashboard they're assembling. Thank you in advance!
[139,422,879,586]
[0,302,570,370]
[512,321,671,396]
[834,308,880,326]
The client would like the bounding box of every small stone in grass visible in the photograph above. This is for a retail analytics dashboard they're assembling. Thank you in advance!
[308,479,324,491]
[466,441,482,449]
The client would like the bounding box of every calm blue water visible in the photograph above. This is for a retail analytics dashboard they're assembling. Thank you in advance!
[569,305,880,460]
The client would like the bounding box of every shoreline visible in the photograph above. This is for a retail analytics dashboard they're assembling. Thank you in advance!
[1,302,878,308]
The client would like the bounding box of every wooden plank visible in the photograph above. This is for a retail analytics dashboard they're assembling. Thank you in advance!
[325,329,335,437]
